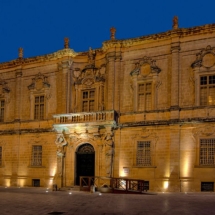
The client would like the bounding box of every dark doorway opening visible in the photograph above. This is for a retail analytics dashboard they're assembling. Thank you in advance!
[75,143,95,185]
[32,179,40,187]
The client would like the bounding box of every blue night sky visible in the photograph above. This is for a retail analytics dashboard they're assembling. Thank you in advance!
[0,0,215,63]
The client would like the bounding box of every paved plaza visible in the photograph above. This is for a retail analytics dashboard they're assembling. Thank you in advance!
[1,187,215,215]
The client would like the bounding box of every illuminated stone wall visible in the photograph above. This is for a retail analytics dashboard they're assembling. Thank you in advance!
[0,23,215,191]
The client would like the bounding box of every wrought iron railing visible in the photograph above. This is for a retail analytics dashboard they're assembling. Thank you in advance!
[79,176,147,193]
[80,176,111,191]
[110,177,146,193]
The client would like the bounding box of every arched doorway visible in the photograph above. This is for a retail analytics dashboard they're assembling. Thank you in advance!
[75,143,95,185]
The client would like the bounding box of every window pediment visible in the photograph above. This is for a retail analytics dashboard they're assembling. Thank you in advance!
[130,56,161,79]
[73,64,106,85]
[28,72,50,91]
[0,79,10,95]
[191,45,215,69]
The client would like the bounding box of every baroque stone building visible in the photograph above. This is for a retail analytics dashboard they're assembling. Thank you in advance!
[1,18,215,192]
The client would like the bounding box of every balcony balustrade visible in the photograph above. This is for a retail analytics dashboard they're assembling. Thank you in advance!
[53,110,116,124]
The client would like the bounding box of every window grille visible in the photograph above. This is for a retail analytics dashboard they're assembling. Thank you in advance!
[0,146,2,166]
[200,139,215,166]
[31,145,42,166]
[138,83,152,111]
[0,100,5,122]
[34,96,44,119]
[200,75,215,106]
[82,90,95,112]
[136,141,151,166]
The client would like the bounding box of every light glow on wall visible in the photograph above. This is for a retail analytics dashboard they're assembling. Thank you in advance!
[18,179,26,187]
[182,156,191,177]
[163,181,169,189]
[5,179,11,187]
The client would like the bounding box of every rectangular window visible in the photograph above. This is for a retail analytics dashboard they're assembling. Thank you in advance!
[200,139,215,166]
[34,96,44,120]
[82,90,95,112]
[0,100,5,122]
[200,75,215,105]
[31,145,42,166]
[136,141,151,166]
[201,182,214,192]
[138,83,152,111]
[0,146,2,166]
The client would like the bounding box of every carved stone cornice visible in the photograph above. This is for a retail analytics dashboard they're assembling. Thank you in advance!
[0,48,77,70]
[102,23,215,51]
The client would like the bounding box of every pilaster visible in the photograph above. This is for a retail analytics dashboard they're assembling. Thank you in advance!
[15,69,22,120]
[170,39,180,119]
[58,60,71,113]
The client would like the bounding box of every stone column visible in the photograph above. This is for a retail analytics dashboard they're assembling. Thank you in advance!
[14,69,22,120]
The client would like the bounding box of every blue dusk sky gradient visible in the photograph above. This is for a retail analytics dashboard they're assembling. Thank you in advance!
[0,0,215,63]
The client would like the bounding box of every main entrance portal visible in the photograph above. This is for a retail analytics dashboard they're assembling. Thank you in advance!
[75,143,95,185]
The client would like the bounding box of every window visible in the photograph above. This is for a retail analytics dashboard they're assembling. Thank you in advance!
[200,139,215,166]
[138,83,152,111]
[201,182,214,192]
[31,145,42,166]
[136,141,151,166]
[200,75,215,106]
[0,146,2,166]
[34,96,44,119]
[82,90,95,112]
[0,100,5,122]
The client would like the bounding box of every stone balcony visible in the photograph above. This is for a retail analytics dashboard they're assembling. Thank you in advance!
[53,110,117,127]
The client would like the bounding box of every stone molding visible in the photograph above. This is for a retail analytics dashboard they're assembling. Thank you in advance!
[1,24,214,70]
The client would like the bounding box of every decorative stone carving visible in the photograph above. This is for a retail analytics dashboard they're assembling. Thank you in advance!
[28,72,50,91]
[18,47,23,58]
[55,133,67,157]
[64,37,69,49]
[88,47,96,65]
[103,129,114,177]
[73,64,106,85]
[110,27,116,40]
[69,127,101,146]
[130,56,161,78]
[172,16,179,30]
[192,124,215,138]
[191,45,215,69]
[0,78,11,103]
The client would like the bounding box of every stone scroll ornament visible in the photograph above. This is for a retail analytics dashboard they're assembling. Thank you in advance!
[104,131,114,177]
[55,133,67,157]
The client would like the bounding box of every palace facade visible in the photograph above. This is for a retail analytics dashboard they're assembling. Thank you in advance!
[1,18,215,192]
